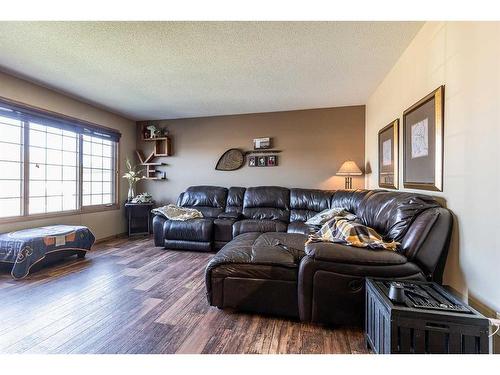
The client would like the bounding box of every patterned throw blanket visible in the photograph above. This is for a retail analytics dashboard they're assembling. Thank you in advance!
[151,204,204,221]
[0,225,95,279]
[307,211,399,251]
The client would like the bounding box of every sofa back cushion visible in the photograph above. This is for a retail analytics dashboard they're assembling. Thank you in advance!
[177,185,228,218]
[242,186,290,222]
[290,188,335,222]
[330,189,374,214]
[225,187,246,215]
[356,191,440,242]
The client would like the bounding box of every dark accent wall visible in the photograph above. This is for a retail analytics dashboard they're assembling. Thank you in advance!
[136,106,365,204]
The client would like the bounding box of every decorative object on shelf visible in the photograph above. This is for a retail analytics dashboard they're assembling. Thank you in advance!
[336,160,363,189]
[122,158,145,201]
[267,155,277,166]
[215,148,245,171]
[247,154,278,167]
[403,86,444,191]
[253,137,272,150]
[146,124,161,139]
[378,119,399,189]
[131,192,153,204]
[143,123,169,140]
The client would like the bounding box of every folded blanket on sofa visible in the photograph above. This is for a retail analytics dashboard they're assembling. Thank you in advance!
[307,211,399,251]
[151,204,204,221]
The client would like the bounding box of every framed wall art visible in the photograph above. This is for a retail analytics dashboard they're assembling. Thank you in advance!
[403,86,444,191]
[248,156,257,167]
[378,119,399,189]
[267,155,277,166]
[253,137,272,150]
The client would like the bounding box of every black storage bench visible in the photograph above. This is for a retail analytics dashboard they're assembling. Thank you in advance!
[365,278,490,354]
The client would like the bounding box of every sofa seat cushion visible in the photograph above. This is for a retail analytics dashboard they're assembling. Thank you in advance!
[305,241,408,266]
[163,218,213,242]
[232,219,287,237]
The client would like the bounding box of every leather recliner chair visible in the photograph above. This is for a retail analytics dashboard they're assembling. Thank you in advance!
[153,186,228,252]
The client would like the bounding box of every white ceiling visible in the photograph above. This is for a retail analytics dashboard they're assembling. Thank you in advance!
[0,22,423,120]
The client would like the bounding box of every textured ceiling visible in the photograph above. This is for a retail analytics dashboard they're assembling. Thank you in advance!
[0,22,423,120]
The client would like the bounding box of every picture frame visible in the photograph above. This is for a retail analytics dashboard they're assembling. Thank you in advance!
[248,156,257,167]
[267,155,277,166]
[253,137,272,150]
[403,86,444,191]
[257,156,267,167]
[378,119,399,189]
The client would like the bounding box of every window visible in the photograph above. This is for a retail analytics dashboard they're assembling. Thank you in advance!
[28,123,79,214]
[0,100,120,221]
[0,115,23,218]
[82,134,116,207]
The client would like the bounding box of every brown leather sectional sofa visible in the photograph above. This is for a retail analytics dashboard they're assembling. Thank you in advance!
[152,185,453,325]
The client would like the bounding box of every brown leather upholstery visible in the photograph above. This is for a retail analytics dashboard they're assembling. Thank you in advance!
[232,219,287,237]
[206,232,306,318]
[242,186,290,222]
[202,187,452,326]
[151,185,453,325]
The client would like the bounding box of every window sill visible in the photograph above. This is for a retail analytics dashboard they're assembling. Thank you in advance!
[0,204,121,225]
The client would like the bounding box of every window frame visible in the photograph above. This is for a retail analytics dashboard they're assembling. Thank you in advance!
[0,99,121,224]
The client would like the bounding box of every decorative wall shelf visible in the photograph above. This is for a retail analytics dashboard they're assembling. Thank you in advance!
[136,129,172,180]
[143,136,171,157]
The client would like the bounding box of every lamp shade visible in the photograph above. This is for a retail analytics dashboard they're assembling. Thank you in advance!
[336,160,363,176]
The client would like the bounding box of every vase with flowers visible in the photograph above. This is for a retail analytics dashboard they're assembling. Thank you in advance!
[122,158,144,201]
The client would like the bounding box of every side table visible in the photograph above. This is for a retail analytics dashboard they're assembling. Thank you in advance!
[125,202,154,237]
[365,278,490,354]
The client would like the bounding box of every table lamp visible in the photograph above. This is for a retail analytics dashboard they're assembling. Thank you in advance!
[336,160,363,189]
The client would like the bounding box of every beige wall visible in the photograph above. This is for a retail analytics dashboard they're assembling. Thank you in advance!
[365,22,500,313]
[137,106,365,205]
[0,71,136,240]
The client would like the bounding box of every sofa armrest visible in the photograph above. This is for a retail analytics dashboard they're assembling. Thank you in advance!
[217,212,241,220]
[305,242,407,265]
[152,215,167,247]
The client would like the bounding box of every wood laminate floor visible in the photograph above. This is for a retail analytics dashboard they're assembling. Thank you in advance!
[0,236,369,354]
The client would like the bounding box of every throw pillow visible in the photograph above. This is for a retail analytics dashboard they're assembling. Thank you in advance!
[305,207,347,226]
[307,213,399,251]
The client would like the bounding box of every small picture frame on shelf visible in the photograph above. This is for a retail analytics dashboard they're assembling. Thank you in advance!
[253,137,272,150]
[257,156,267,167]
[248,156,257,167]
[267,155,277,166]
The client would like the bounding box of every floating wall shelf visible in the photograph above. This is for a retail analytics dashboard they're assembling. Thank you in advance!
[136,132,172,180]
